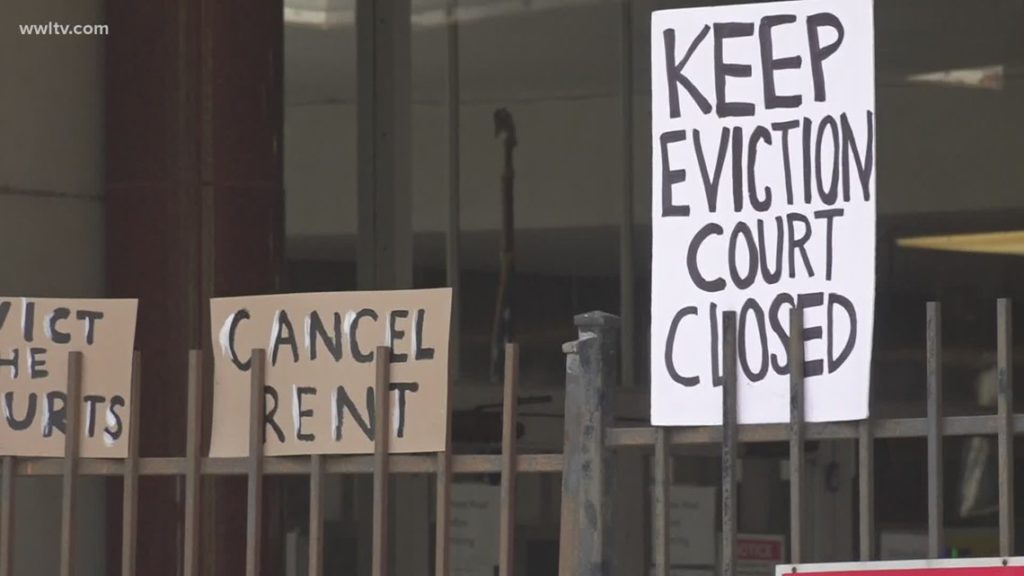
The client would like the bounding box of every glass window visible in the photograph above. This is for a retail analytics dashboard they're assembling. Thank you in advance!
[284,0,358,292]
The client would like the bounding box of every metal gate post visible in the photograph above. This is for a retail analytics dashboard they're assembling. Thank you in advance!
[559,311,619,576]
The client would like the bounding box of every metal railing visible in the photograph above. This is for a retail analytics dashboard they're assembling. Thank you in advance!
[0,299,1016,576]
[595,299,1015,576]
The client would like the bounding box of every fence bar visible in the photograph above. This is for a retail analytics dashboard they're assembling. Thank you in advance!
[499,343,519,576]
[8,451,568,477]
[997,298,1014,555]
[609,413,1024,446]
[926,302,943,558]
[184,350,204,576]
[121,353,142,576]
[653,427,670,576]
[372,347,391,576]
[0,456,14,576]
[435,330,455,576]
[788,309,804,564]
[558,312,618,576]
[434,450,450,576]
[721,311,738,576]
[246,349,267,576]
[858,419,875,560]
[308,454,325,576]
[60,351,84,576]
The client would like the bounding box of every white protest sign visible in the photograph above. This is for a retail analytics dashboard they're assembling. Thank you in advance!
[651,0,876,425]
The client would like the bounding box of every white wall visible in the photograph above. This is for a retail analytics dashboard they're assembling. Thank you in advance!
[0,0,107,573]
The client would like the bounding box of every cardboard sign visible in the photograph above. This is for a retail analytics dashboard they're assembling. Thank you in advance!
[650,0,876,425]
[209,288,452,456]
[0,297,138,457]
[777,558,1024,576]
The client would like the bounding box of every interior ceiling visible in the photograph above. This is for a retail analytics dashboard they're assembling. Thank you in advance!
[285,0,1024,105]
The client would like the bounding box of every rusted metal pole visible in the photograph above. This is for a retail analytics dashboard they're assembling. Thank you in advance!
[435,320,455,576]
[858,419,875,560]
[997,298,1014,555]
[0,456,14,576]
[499,343,520,576]
[121,353,142,576]
[184,350,204,576]
[372,347,391,576]
[926,302,943,559]
[246,349,267,576]
[60,351,84,576]
[789,309,805,564]
[308,454,325,576]
[721,312,738,576]
[559,312,619,576]
[653,428,670,576]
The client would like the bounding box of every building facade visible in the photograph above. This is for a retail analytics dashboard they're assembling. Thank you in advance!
[3,0,1024,574]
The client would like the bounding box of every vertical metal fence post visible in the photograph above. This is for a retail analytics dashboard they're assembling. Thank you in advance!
[997,298,1014,556]
[858,419,875,561]
[246,349,267,576]
[121,353,142,576]
[308,454,325,576]
[372,346,391,576]
[435,330,455,576]
[721,312,738,576]
[0,455,14,576]
[653,427,670,576]
[499,343,520,576]
[926,302,944,558]
[788,309,805,564]
[558,312,619,576]
[184,350,204,576]
[434,446,451,576]
[60,351,84,576]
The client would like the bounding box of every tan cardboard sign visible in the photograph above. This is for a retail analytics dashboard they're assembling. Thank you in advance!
[0,297,138,457]
[209,288,452,457]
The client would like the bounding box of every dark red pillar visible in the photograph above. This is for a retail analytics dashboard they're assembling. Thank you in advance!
[105,0,283,573]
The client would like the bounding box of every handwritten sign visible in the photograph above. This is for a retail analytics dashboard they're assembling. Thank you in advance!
[0,298,137,457]
[651,0,876,425]
[209,288,452,456]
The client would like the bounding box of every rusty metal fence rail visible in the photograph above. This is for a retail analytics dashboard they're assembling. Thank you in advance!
[0,342,548,576]
[0,299,1017,576]
[609,298,1016,576]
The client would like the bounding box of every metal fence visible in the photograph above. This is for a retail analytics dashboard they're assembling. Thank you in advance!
[0,300,1016,576]
[0,341,550,576]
